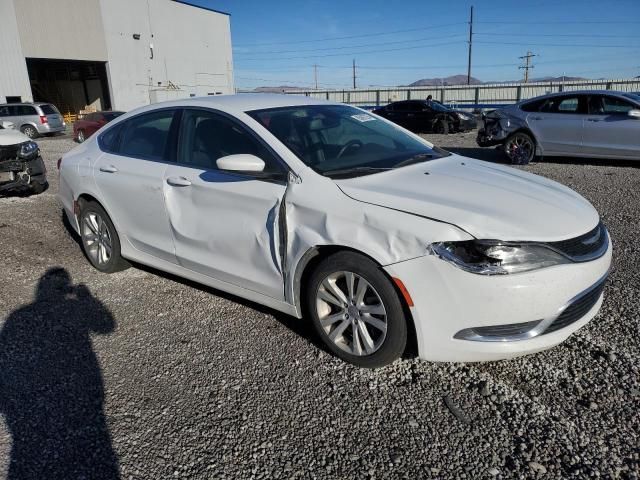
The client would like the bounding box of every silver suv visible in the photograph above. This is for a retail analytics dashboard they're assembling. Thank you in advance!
[0,102,66,138]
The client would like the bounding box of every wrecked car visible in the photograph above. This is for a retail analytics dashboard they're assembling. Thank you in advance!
[477,90,640,164]
[58,95,611,368]
[373,100,476,134]
[0,121,47,195]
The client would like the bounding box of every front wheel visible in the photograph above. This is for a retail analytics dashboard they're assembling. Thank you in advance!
[433,118,449,134]
[504,132,535,164]
[20,125,38,138]
[79,201,129,273]
[306,252,407,368]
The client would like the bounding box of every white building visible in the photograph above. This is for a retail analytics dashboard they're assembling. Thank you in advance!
[0,0,234,113]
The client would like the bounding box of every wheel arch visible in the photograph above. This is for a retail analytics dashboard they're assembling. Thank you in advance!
[291,244,419,357]
[510,127,543,156]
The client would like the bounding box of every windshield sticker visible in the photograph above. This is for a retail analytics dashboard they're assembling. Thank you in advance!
[351,113,376,123]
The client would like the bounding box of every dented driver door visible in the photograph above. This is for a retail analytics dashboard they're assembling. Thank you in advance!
[163,108,288,300]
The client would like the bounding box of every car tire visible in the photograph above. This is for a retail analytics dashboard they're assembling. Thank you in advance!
[79,201,130,273]
[433,118,449,134]
[20,125,38,139]
[306,251,407,368]
[77,129,85,143]
[504,132,536,165]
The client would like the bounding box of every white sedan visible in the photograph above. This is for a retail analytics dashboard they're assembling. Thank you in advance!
[58,95,611,368]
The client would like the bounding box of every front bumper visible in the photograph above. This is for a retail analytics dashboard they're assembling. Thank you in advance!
[384,238,612,362]
[0,155,47,193]
[476,127,507,147]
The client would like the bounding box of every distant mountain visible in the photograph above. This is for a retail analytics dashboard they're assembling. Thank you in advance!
[408,75,483,86]
[252,85,307,93]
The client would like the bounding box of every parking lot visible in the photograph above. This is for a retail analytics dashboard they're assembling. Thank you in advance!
[0,130,638,479]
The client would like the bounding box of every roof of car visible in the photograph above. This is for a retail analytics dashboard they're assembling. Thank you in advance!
[135,93,335,115]
[524,90,635,100]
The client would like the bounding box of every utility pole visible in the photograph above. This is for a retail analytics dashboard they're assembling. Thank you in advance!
[313,64,318,90]
[519,51,536,83]
[352,59,357,89]
[467,6,473,85]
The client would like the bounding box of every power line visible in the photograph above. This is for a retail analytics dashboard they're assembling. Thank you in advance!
[233,22,465,47]
[475,32,640,38]
[234,32,464,56]
[236,39,467,62]
[476,40,640,48]
[476,20,640,24]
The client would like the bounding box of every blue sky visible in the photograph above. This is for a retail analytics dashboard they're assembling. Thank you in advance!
[187,0,640,89]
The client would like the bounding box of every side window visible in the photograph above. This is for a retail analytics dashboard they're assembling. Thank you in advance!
[7,105,19,115]
[0,106,9,117]
[601,96,634,114]
[19,106,37,116]
[178,109,282,174]
[394,103,412,112]
[556,97,579,113]
[119,110,177,161]
[99,123,123,153]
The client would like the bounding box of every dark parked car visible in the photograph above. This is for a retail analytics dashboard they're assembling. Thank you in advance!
[74,111,125,143]
[373,100,477,134]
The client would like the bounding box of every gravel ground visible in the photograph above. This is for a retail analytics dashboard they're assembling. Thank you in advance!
[0,130,638,479]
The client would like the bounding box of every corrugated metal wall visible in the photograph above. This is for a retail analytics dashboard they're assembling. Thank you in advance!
[295,78,640,108]
[99,0,234,111]
[13,0,108,62]
[0,0,32,102]
[0,0,234,110]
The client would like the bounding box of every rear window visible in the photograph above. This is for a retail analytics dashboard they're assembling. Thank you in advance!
[39,104,59,115]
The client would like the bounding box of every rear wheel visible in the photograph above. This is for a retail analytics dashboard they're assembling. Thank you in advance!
[20,125,38,138]
[306,252,407,368]
[79,201,129,273]
[504,132,535,164]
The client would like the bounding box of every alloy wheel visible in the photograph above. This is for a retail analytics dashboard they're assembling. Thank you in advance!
[82,212,112,266]
[506,133,534,164]
[315,271,388,356]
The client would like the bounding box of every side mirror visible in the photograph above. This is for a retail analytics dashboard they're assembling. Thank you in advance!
[216,153,265,172]
[628,109,640,119]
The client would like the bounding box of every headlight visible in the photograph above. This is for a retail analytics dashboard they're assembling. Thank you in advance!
[458,113,470,120]
[18,141,39,159]
[429,240,570,275]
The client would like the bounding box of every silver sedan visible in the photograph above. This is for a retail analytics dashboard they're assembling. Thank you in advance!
[477,90,640,164]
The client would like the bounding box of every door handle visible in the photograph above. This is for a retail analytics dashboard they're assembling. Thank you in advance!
[166,176,192,187]
[530,116,543,121]
[99,165,118,173]
[587,118,602,122]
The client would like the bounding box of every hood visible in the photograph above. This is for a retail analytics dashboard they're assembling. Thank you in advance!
[0,129,31,146]
[336,155,599,242]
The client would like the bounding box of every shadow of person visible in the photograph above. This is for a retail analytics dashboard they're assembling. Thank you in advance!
[0,268,120,479]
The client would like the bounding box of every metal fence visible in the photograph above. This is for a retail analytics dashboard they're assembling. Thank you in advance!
[285,78,640,110]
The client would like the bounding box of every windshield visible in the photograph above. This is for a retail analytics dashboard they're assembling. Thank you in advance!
[429,102,451,112]
[247,104,449,177]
